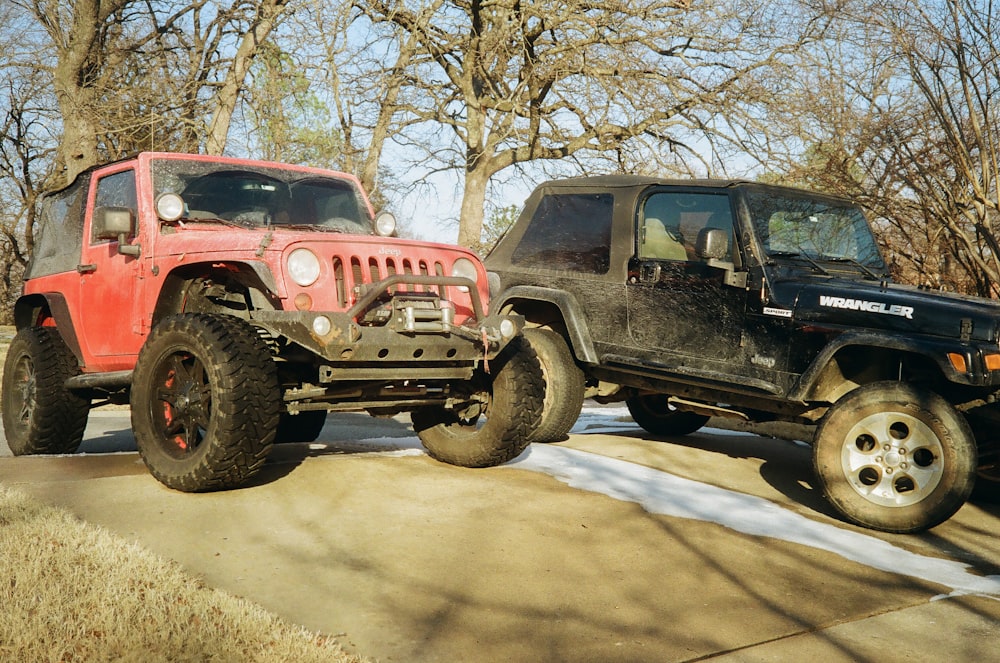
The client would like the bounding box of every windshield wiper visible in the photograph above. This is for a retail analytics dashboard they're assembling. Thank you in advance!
[820,256,884,280]
[166,214,247,230]
[766,251,830,275]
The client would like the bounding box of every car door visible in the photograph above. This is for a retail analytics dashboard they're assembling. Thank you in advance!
[625,188,753,375]
[76,164,143,363]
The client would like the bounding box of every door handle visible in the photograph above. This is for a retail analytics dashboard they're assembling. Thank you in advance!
[77,264,97,274]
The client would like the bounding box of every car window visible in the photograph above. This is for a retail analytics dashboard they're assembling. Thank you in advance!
[27,173,91,278]
[92,169,137,243]
[638,191,734,262]
[510,193,613,273]
[743,189,886,269]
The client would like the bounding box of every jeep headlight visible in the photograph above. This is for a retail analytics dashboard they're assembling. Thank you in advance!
[452,257,479,292]
[155,193,185,222]
[374,211,397,237]
[288,248,321,287]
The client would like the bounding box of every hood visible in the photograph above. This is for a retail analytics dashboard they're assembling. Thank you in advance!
[769,276,1000,343]
[156,223,478,259]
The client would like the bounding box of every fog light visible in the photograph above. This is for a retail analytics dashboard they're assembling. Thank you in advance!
[312,315,332,336]
[155,193,185,221]
[499,318,516,339]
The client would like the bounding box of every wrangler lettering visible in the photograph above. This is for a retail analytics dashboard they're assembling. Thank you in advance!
[819,295,914,319]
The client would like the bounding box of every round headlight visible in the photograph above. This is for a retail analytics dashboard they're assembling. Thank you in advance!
[288,248,321,287]
[451,257,479,293]
[155,193,185,222]
[374,212,397,237]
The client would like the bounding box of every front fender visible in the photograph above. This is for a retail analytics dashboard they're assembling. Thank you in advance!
[789,330,993,402]
[491,285,598,364]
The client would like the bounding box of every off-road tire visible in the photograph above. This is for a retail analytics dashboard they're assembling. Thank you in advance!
[626,394,710,437]
[1,327,90,455]
[958,412,1000,503]
[813,381,976,533]
[275,410,327,443]
[523,327,584,442]
[131,314,280,492]
[411,336,543,467]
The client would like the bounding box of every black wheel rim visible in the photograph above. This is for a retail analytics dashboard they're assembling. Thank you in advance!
[149,349,212,458]
[10,353,36,429]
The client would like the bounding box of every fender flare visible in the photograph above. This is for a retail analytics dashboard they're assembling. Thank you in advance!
[789,330,974,401]
[13,292,84,364]
[491,285,598,365]
[152,260,280,323]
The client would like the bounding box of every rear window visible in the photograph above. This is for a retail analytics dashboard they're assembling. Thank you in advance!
[510,193,613,273]
[27,173,91,278]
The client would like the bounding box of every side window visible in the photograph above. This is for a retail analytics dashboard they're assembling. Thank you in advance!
[27,173,91,278]
[638,192,735,262]
[510,193,613,273]
[92,169,137,243]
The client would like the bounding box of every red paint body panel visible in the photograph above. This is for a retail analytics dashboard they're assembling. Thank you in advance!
[23,153,491,373]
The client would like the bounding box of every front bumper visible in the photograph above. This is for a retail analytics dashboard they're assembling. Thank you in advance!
[249,290,522,383]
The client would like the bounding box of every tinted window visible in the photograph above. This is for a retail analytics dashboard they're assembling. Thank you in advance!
[27,173,91,278]
[289,178,368,233]
[511,193,613,273]
[151,158,373,232]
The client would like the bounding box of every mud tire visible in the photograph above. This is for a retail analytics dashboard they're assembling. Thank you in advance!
[411,336,543,467]
[523,327,584,442]
[131,314,280,492]
[626,394,710,436]
[1,327,90,455]
[814,381,976,533]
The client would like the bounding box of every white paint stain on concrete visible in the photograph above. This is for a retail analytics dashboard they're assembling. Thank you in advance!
[507,443,1000,598]
[337,405,1000,598]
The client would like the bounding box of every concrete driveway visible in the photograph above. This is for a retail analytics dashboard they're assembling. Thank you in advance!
[2,406,1000,662]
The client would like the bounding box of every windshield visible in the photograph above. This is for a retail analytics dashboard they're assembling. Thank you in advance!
[151,158,373,233]
[745,189,886,270]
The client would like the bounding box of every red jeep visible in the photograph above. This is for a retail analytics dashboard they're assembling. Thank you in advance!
[2,152,541,491]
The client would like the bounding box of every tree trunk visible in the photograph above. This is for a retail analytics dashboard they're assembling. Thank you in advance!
[457,164,490,248]
[205,0,288,155]
[49,0,113,185]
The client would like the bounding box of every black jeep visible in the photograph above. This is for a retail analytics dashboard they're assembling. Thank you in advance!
[486,175,1000,533]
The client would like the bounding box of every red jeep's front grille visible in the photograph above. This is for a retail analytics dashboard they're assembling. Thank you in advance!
[332,253,447,309]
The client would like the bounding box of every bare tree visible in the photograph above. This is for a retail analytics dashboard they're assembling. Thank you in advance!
[351,0,832,247]
[204,0,291,154]
[11,0,293,184]
[741,0,1000,296]
[0,72,52,320]
[873,0,1000,295]
[0,0,294,320]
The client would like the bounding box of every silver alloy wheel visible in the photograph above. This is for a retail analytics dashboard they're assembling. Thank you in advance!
[840,411,944,508]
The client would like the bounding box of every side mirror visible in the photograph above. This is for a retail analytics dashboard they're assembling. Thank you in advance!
[92,206,141,257]
[696,227,747,288]
[696,228,729,260]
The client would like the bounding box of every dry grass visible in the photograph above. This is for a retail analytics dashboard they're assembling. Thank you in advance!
[0,486,368,663]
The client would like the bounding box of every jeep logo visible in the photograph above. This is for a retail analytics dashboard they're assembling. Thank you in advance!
[819,295,914,319]
[378,247,403,257]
